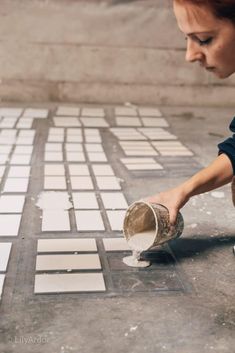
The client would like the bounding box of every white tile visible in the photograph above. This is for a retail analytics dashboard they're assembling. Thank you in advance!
[44,152,63,162]
[0,118,17,128]
[85,136,102,143]
[106,210,126,231]
[66,135,83,143]
[70,176,94,190]
[15,136,35,145]
[0,136,15,144]
[80,117,109,127]
[36,191,72,210]
[66,151,85,162]
[0,215,21,236]
[141,117,169,127]
[8,166,30,178]
[120,158,156,164]
[18,130,35,137]
[4,178,29,192]
[75,211,105,231]
[0,243,12,271]
[103,237,130,251]
[138,107,162,117]
[37,238,97,253]
[115,107,137,116]
[0,274,6,298]
[123,150,158,156]
[23,108,48,118]
[42,210,70,231]
[44,176,67,190]
[0,129,17,137]
[88,152,107,162]
[49,128,64,135]
[92,165,114,176]
[56,106,80,116]
[0,108,23,117]
[0,195,25,213]
[44,164,65,176]
[125,163,163,170]
[65,144,83,152]
[14,146,33,154]
[96,177,121,190]
[10,154,31,165]
[34,273,106,293]
[0,155,8,164]
[68,164,90,176]
[84,129,100,135]
[81,108,105,117]
[67,128,82,136]
[72,192,99,209]
[160,150,193,156]
[85,144,104,152]
[16,120,33,129]
[47,135,64,143]
[45,143,62,152]
[36,254,101,271]
[116,117,142,126]
[101,192,128,209]
[0,145,12,154]
[0,166,5,178]
[53,117,81,127]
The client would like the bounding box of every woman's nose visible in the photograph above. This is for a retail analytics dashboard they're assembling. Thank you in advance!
[185,39,204,63]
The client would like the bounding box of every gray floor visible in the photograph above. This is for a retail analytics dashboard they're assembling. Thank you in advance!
[0,103,234,353]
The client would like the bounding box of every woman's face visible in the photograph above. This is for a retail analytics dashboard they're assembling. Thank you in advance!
[173,1,235,78]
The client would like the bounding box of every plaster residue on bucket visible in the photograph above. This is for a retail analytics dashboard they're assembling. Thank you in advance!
[36,191,73,210]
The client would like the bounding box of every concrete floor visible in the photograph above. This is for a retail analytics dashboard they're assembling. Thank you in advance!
[0,103,234,353]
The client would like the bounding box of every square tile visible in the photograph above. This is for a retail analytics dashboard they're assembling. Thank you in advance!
[4,178,29,192]
[96,177,121,190]
[92,165,114,176]
[37,238,97,253]
[72,192,99,209]
[106,210,125,231]
[42,210,70,231]
[0,195,25,213]
[44,152,63,162]
[103,237,130,251]
[75,211,105,231]
[88,152,107,162]
[70,176,94,190]
[66,151,85,162]
[68,164,90,176]
[44,164,65,176]
[34,273,106,293]
[101,192,128,209]
[36,254,101,271]
[0,215,22,236]
[56,106,80,116]
[0,274,6,298]
[10,154,31,165]
[0,243,12,271]
[44,176,67,190]
[8,166,30,178]
[81,108,105,117]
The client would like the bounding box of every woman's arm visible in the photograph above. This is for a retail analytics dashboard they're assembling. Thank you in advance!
[146,153,233,225]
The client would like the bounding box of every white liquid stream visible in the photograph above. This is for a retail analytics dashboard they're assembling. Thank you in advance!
[123,230,156,268]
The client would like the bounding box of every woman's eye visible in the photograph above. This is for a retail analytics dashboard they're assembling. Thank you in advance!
[198,37,213,46]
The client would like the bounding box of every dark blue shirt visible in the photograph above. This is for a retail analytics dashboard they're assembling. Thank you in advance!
[218,117,235,174]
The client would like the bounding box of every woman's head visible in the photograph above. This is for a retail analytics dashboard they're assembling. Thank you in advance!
[173,0,235,78]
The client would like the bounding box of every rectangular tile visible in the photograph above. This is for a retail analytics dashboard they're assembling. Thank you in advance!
[125,163,163,170]
[68,164,90,176]
[49,128,65,135]
[141,117,169,127]
[103,237,130,251]
[8,166,30,178]
[0,215,21,236]
[0,145,12,154]
[70,176,94,190]
[101,192,128,209]
[14,146,33,154]
[0,119,17,128]
[37,238,97,253]
[75,211,105,231]
[36,254,101,271]
[0,195,25,213]
[0,166,5,178]
[115,107,137,116]
[47,135,64,143]
[116,117,142,126]
[67,128,82,136]
[10,154,31,165]
[0,108,23,117]
[88,152,107,162]
[123,150,158,156]
[120,158,156,164]
[138,107,162,117]
[85,144,104,152]
[85,136,102,143]
[159,151,193,156]
[56,106,80,116]
[66,135,83,143]
[65,143,83,152]
[45,143,63,152]
[16,120,33,129]
[92,165,114,176]
[23,108,48,118]
[34,273,106,293]
[4,178,29,192]
[44,176,67,190]
[0,243,12,271]
[42,211,70,231]
[44,152,63,162]
[95,177,121,190]
[44,164,65,176]
[16,136,35,145]
[0,274,6,298]
[80,117,109,127]
[66,151,85,162]
[81,108,105,117]
[72,192,99,209]
[53,117,81,127]
[106,210,126,231]
[0,155,8,164]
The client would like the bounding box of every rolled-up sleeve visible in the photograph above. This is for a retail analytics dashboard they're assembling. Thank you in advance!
[218,117,235,174]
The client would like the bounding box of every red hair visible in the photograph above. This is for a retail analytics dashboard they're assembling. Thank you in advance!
[174,0,235,22]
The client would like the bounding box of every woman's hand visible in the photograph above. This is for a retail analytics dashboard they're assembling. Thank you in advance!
[145,186,190,225]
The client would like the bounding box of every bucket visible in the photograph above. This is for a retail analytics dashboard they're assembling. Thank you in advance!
[123,201,184,252]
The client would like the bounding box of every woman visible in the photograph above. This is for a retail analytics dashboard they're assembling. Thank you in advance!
[147,0,235,252]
